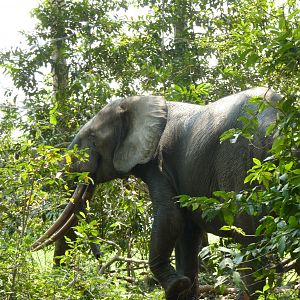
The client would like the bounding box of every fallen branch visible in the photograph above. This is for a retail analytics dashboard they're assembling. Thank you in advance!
[116,276,138,284]
[274,286,299,293]
[283,259,299,273]
[96,238,147,274]
[99,255,148,274]
[105,266,148,274]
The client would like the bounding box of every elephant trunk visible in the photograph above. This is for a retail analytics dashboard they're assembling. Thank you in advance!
[30,184,95,251]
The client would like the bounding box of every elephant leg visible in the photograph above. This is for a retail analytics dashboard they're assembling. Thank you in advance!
[175,220,202,300]
[148,206,191,300]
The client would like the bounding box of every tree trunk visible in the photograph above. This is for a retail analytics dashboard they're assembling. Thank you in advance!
[51,0,68,133]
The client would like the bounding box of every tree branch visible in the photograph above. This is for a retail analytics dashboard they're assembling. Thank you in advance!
[97,238,148,274]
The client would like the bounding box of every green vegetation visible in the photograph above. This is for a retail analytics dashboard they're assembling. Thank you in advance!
[0,0,299,299]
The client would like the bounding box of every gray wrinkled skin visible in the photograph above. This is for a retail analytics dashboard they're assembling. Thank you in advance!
[55,87,281,300]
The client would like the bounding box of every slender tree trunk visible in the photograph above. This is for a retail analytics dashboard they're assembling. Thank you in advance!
[51,0,68,134]
[172,0,190,85]
[174,0,188,55]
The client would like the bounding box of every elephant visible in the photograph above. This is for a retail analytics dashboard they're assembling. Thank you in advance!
[31,87,282,299]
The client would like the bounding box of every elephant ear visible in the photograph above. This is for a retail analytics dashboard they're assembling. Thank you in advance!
[113,95,167,173]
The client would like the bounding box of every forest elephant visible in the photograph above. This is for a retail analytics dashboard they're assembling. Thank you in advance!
[31,87,282,300]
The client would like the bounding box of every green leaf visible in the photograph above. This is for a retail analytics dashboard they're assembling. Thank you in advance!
[246,53,259,67]
[244,173,255,184]
[192,203,200,211]
[220,225,232,231]
[220,128,240,143]
[79,211,86,219]
[290,174,300,186]
[65,154,72,164]
[263,281,270,292]
[288,216,298,227]
[253,158,261,166]
[219,257,234,270]
[255,224,264,235]
[233,254,244,265]
[213,190,229,199]
[272,137,286,153]
[293,169,300,175]
[50,114,57,125]
[266,122,276,136]
[223,209,234,226]
[284,161,293,171]
[278,236,286,257]
[240,48,252,59]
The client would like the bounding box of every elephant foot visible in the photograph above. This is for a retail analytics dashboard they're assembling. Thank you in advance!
[165,276,192,300]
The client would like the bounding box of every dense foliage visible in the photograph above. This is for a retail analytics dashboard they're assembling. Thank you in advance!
[0,0,299,299]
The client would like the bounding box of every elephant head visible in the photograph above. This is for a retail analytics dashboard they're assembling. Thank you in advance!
[31,95,167,250]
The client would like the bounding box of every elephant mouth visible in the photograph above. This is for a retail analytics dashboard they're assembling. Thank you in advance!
[30,184,95,251]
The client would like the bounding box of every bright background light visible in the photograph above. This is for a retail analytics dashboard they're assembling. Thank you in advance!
[0,0,294,99]
[0,0,38,49]
[0,0,38,98]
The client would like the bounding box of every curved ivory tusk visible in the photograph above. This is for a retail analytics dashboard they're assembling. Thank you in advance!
[30,184,96,251]
[32,213,77,251]
[81,184,96,204]
[35,184,96,249]
[30,184,86,250]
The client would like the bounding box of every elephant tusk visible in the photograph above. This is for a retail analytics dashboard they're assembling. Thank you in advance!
[80,183,96,204]
[30,184,96,251]
[32,213,77,251]
[37,184,96,249]
[30,184,86,251]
